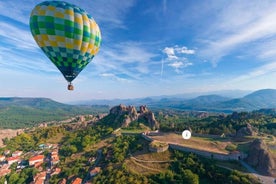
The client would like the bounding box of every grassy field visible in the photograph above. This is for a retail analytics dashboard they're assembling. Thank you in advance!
[126,150,172,175]
[149,133,231,154]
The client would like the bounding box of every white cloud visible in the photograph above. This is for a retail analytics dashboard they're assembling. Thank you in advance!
[198,1,276,66]
[162,45,194,74]
[163,46,195,58]
[163,47,175,56]
[175,46,195,54]
[169,61,183,69]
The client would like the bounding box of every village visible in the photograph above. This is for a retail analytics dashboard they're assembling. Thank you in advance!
[0,143,101,184]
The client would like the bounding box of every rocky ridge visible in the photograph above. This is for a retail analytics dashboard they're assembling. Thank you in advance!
[109,104,159,130]
[246,139,276,176]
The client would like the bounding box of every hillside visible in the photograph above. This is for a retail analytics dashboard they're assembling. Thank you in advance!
[0,97,109,129]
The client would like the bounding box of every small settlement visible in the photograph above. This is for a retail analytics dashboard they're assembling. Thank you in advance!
[0,144,61,184]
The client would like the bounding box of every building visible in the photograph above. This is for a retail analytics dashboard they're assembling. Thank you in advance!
[58,179,67,184]
[51,150,60,165]
[29,155,44,166]
[39,143,53,149]
[6,156,20,165]
[12,151,23,157]
[0,164,11,177]
[32,171,46,184]
[90,167,101,177]
[149,141,169,152]
[0,155,5,162]
[71,177,82,184]
[51,167,61,176]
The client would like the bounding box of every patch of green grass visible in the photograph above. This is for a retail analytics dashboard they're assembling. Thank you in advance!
[237,142,251,153]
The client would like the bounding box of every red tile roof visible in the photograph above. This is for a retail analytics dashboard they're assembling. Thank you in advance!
[29,155,44,162]
[71,177,82,184]
[6,156,20,161]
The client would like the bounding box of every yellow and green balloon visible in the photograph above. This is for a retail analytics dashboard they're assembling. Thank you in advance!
[30,1,101,90]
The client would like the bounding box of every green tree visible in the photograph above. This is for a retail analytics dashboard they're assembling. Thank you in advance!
[182,169,199,184]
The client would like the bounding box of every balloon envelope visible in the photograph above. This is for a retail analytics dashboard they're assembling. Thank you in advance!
[30,1,101,83]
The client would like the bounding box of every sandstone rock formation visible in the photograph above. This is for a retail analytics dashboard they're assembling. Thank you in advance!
[108,104,159,130]
[236,123,257,137]
[246,139,275,176]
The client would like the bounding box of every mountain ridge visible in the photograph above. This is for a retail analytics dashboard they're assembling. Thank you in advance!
[71,89,276,112]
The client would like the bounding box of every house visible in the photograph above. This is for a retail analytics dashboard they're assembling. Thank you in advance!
[58,179,67,184]
[12,151,23,157]
[90,167,101,177]
[51,167,61,176]
[51,157,60,165]
[51,151,60,165]
[32,171,46,184]
[0,168,11,177]
[0,155,5,162]
[51,151,59,160]
[6,156,20,165]
[71,177,82,184]
[39,143,53,149]
[0,164,11,177]
[29,155,44,166]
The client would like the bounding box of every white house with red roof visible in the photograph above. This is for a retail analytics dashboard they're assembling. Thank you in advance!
[6,156,20,165]
[29,155,44,166]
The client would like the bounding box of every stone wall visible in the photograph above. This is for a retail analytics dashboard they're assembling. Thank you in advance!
[141,133,247,161]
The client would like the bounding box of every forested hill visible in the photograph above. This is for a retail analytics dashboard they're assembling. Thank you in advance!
[0,97,109,129]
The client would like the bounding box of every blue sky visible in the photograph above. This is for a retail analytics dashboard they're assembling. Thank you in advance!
[1,0,276,102]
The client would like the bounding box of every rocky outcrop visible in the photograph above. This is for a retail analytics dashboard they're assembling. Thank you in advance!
[108,104,159,130]
[0,129,23,147]
[236,123,257,137]
[246,139,275,176]
[138,106,159,130]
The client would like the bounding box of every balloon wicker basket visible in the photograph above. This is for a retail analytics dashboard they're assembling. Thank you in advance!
[67,84,74,90]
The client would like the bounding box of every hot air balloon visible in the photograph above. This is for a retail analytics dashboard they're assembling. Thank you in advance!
[29,1,101,90]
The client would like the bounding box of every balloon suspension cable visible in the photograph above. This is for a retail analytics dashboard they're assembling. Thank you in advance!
[67,82,74,91]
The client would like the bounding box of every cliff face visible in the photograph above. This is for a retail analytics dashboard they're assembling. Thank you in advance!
[108,104,159,130]
[236,123,257,137]
[246,139,275,176]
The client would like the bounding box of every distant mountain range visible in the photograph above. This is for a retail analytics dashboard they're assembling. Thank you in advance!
[0,97,109,129]
[1,89,276,128]
[73,89,276,112]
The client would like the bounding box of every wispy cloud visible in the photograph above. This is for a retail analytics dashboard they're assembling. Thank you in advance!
[92,41,158,80]
[198,1,276,66]
[100,73,131,83]
[0,0,136,29]
[0,22,37,50]
[87,0,136,29]
[231,62,276,83]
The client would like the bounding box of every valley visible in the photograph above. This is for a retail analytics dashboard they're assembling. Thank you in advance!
[0,101,276,183]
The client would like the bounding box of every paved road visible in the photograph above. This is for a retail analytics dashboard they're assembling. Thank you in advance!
[240,161,274,184]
